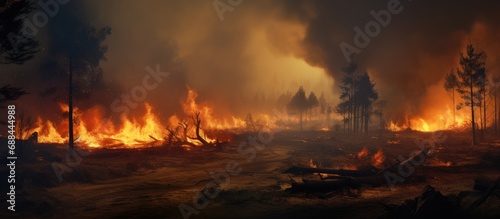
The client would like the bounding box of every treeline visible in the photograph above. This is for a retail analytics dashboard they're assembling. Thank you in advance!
[444,43,500,145]
[335,62,380,135]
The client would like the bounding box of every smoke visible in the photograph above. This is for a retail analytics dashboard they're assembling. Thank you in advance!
[3,0,500,125]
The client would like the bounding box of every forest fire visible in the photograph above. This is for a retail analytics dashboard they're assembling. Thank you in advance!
[354,147,386,169]
[25,87,247,148]
[2,1,500,218]
[371,149,386,168]
[387,109,470,132]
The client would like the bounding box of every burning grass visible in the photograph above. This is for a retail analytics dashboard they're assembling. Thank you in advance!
[20,87,262,149]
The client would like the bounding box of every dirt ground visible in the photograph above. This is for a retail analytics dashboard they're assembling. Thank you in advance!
[1,129,500,219]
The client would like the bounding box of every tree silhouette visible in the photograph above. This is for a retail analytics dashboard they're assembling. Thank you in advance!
[44,16,111,156]
[1,0,39,119]
[491,77,500,134]
[335,100,349,132]
[456,43,486,145]
[356,72,378,134]
[340,61,357,134]
[0,85,27,110]
[0,0,39,65]
[288,86,308,131]
[307,91,319,123]
[444,69,459,127]
[336,69,378,134]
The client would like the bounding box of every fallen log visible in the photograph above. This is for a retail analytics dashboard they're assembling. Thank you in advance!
[468,177,500,210]
[287,147,430,193]
[376,146,429,175]
[291,179,360,193]
[473,177,500,192]
[284,166,379,177]
[290,174,389,193]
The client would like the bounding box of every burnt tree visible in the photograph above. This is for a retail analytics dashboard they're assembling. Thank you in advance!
[456,44,487,145]
[190,112,210,146]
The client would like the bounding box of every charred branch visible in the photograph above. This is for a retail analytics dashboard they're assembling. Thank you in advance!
[191,112,210,146]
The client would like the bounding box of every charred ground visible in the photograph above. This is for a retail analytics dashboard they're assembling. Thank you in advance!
[1,129,499,219]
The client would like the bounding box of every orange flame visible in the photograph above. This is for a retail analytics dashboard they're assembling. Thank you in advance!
[371,149,386,168]
[182,86,246,130]
[387,106,470,132]
[309,159,317,168]
[357,147,369,159]
[26,87,254,148]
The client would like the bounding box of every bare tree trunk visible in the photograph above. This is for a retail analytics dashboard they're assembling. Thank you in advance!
[495,88,498,134]
[365,108,369,135]
[68,57,74,157]
[484,88,487,131]
[452,88,456,127]
[470,76,476,146]
[479,102,483,133]
[192,112,209,146]
[299,110,303,132]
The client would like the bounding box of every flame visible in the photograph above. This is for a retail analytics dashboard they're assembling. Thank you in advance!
[30,103,167,148]
[387,106,470,132]
[318,127,330,131]
[25,87,290,148]
[371,149,386,168]
[309,159,317,168]
[26,87,256,148]
[182,86,246,130]
[357,147,369,159]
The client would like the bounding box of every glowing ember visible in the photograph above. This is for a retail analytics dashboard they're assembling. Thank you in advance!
[357,147,369,159]
[371,149,386,168]
[309,159,317,168]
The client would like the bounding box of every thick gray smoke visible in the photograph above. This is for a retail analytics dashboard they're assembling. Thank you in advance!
[3,0,500,124]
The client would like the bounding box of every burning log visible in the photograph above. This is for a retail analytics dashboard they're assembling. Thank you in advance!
[286,147,430,193]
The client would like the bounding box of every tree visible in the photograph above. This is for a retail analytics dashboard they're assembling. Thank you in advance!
[0,0,39,64]
[372,100,386,130]
[479,76,488,132]
[356,72,378,134]
[288,86,308,131]
[44,16,111,156]
[336,69,378,134]
[456,43,486,145]
[335,100,349,132]
[318,91,329,123]
[340,61,358,134]
[307,91,319,123]
[444,69,459,127]
[0,85,27,105]
[490,76,500,134]
[1,0,39,122]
